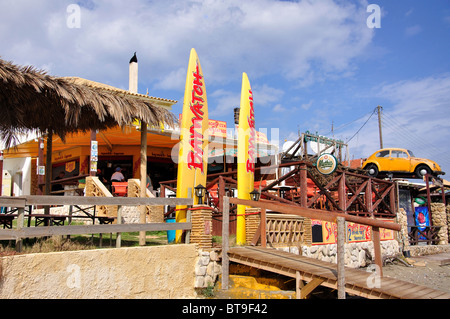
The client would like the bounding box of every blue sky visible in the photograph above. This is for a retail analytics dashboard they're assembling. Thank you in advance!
[1,0,450,176]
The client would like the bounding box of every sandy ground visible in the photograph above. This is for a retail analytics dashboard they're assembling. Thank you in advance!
[382,252,450,294]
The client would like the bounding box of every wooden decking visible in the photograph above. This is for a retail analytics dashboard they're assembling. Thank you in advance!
[228,246,450,299]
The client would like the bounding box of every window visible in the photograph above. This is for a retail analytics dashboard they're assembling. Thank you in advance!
[376,150,390,158]
[392,150,408,158]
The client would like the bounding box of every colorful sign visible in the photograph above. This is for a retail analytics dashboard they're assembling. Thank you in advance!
[236,72,256,245]
[90,141,98,172]
[208,119,227,138]
[316,153,338,175]
[175,48,209,243]
[179,115,227,138]
[414,206,430,240]
[311,219,395,245]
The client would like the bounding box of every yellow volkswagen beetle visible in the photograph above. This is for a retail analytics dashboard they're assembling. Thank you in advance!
[362,148,444,178]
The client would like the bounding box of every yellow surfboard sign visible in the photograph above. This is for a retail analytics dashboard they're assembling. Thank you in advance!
[236,72,256,245]
[175,48,209,243]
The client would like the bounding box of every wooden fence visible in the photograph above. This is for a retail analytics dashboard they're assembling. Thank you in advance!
[0,196,193,250]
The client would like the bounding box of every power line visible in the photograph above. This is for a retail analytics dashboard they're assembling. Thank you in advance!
[345,107,377,144]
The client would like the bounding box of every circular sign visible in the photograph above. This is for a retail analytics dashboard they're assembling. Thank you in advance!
[316,153,338,175]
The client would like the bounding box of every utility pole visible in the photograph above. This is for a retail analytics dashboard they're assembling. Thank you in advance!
[377,105,383,149]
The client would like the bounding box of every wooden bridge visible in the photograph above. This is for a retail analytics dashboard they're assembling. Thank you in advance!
[227,246,450,299]
[220,197,450,299]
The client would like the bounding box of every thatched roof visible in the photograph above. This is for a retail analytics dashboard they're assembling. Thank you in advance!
[0,58,176,147]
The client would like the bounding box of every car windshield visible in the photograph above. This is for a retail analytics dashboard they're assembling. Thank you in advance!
[407,150,415,157]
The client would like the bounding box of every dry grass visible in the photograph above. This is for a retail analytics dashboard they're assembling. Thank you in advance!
[0,236,96,256]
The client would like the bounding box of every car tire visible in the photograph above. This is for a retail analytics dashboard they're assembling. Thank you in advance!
[415,165,431,178]
[366,164,378,177]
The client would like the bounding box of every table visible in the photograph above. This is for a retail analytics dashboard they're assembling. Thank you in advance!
[0,214,16,229]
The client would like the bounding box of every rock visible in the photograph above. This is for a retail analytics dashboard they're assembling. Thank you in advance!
[195,265,207,276]
[414,261,427,267]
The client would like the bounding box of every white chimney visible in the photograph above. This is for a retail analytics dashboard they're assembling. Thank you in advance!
[129,52,138,93]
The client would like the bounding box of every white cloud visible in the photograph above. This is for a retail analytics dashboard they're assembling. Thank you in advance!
[300,100,313,110]
[0,0,374,90]
[209,89,240,117]
[405,25,422,37]
[273,104,286,112]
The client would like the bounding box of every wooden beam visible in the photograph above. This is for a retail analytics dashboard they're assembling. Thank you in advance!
[299,163,308,207]
[345,180,368,211]
[222,196,230,290]
[338,172,347,212]
[139,120,148,246]
[261,208,266,248]
[22,195,193,207]
[306,172,341,210]
[116,205,123,248]
[0,196,26,208]
[337,216,346,299]
[0,222,192,240]
[300,277,325,299]
[372,226,383,277]
[229,197,401,231]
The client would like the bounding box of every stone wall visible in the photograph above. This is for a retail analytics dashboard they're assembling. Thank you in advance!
[194,248,222,288]
[277,240,400,269]
[431,203,448,245]
[0,245,198,299]
[397,208,410,250]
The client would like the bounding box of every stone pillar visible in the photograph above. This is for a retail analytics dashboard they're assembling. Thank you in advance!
[189,206,213,248]
[398,207,410,250]
[431,203,448,245]
[245,207,261,244]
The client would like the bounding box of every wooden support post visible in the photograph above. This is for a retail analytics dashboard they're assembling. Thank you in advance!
[337,216,346,299]
[219,176,225,212]
[139,121,148,246]
[260,208,266,248]
[300,278,325,299]
[372,226,383,277]
[390,183,396,216]
[296,271,303,299]
[37,137,45,196]
[338,172,347,212]
[116,205,122,248]
[222,196,230,290]
[299,163,308,207]
[44,130,52,222]
[15,207,24,252]
[365,177,373,217]
[185,208,192,244]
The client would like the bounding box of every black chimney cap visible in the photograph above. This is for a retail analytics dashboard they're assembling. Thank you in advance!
[130,52,138,64]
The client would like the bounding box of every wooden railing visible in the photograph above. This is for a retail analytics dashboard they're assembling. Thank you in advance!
[85,176,116,217]
[266,213,308,247]
[0,196,193,251]
[221,197,401,297]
